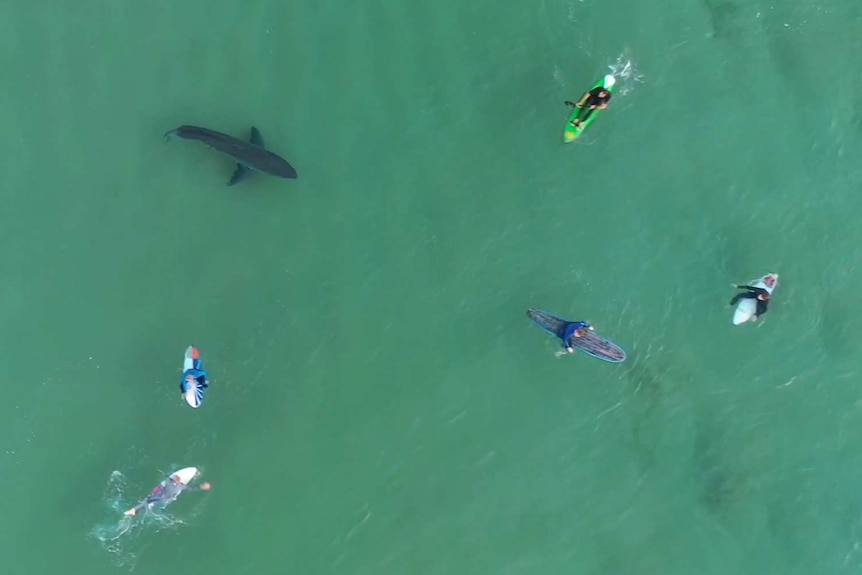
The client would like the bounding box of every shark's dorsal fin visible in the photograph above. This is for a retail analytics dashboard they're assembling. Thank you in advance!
[250,127,265,148]
[228,164,253,186]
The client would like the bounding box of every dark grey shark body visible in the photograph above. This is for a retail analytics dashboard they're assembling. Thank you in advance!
[165,125,298,185]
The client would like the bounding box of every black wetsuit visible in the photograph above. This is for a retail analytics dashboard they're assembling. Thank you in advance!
[729,285,770,317]
[576,88,612,124]
[584,87,612,108]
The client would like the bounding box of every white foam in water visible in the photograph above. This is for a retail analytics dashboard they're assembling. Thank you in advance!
[608,53,642,97]
[88,470,193,570]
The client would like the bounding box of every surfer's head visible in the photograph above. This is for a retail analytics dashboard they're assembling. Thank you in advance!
[598,89,609,98]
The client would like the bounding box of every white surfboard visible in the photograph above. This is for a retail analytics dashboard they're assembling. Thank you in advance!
[182,346,205,408]
[123,467,199,516]
[183,347,195,372]
[168,466,199,485]
[732,273,778,325]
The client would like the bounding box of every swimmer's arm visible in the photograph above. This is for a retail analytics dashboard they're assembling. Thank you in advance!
[124,501,148,516]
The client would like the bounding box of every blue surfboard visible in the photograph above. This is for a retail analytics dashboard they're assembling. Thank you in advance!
[527,308,626,363]
[180,346,209,408]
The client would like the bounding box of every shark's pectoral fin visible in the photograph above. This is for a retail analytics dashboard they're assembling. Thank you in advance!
[228,164,253,186]
[250,126,265,148]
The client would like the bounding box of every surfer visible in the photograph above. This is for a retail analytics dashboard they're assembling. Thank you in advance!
[181,367,208,394]
[562,321,594,353]
[124,474,211,517]
[565,75,615,129]
[729,284,770,321]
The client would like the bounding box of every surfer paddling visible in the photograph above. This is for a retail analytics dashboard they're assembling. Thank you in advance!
[729,283,771,321]
[561,321,594,354]
[565,75,615,130]
[124,473,211,517]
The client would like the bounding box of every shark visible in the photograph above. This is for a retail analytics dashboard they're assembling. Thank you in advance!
[165,125,298,185]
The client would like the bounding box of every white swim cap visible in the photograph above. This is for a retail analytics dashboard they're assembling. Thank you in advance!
[604,74,616,88]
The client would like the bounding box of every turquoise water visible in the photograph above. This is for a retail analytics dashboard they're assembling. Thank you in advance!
[2,0,862,573]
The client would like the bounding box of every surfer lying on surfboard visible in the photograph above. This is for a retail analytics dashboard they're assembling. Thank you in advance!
[565,75,615,129]
[729,283,771,321]
[562,321,594,354]
[182,365,208,396]
[124,474,211,517]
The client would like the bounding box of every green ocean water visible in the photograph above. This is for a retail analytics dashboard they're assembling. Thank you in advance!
[2,0,862,573]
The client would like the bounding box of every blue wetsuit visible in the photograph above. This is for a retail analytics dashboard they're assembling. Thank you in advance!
[562,321,592,348]
[180,368,209,392]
